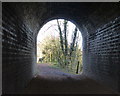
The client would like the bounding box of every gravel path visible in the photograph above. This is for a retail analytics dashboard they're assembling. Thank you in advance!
[36,63,76,80]
[23,63,119,94]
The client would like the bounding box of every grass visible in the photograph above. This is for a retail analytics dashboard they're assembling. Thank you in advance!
[49,63,79,75]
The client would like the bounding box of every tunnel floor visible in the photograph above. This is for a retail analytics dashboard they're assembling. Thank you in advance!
[23,64,118,94]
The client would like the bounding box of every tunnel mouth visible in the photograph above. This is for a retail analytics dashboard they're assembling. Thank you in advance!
[36,18,83,75]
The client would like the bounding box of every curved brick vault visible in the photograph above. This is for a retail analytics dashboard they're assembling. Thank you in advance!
[2,2,120,94]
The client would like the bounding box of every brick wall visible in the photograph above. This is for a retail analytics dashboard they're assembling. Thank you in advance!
[2,4,36,94]
[84,16,120,91]
[2,2,120,93]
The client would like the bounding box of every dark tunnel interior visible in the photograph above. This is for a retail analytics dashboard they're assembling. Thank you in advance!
[2,2,120,94]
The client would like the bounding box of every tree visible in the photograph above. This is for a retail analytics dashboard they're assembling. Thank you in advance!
[56,19,82,73]
[37,19,83,74]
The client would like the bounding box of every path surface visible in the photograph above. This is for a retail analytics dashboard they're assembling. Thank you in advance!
[36,63,76,80]
[23,63,119,94]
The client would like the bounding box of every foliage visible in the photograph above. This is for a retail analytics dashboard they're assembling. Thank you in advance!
[38,19,83,74]
[40,37,82,74]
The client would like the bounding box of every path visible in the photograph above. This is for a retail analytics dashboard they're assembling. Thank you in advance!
[36,63,75,80]
[23,63,119,94]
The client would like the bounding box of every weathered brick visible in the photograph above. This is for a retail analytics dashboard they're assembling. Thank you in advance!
[2,2,120,94]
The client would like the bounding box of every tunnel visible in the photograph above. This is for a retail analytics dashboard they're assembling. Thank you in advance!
[2,2,120,94]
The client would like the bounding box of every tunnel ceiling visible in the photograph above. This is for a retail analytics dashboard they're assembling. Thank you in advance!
[2,2,120,93]
[4,2,120,37]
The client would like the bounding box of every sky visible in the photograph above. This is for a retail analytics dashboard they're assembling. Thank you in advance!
[37,19,82,50]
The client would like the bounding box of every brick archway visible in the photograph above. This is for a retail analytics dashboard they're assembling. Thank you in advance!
[2,2,120,94]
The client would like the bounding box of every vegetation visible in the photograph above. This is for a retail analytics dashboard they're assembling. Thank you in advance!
[37,19,82,74]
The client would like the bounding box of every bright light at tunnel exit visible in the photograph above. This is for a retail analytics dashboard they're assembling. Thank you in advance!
[37,19,83,59]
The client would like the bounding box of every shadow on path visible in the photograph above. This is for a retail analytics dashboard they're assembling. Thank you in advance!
[23,63,118,94]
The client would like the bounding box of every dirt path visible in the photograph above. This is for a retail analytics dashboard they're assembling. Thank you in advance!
[36,63,75,80]
[23,63,119,94]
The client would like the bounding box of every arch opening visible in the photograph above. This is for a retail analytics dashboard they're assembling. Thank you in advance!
[37,19,83,75]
